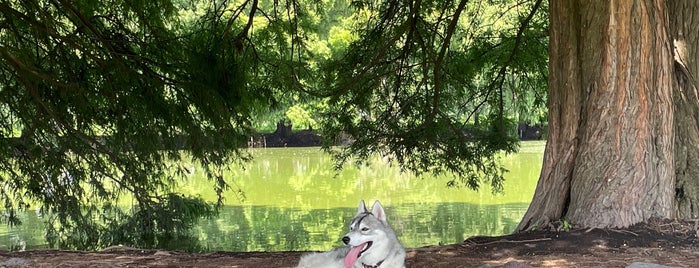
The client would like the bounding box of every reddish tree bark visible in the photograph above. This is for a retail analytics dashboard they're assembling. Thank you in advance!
[517,0,677,230]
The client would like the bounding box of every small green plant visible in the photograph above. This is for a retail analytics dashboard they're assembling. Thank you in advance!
[560,218,572,231]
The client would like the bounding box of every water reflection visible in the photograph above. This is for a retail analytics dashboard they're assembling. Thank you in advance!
[0,141,544,252]
[194,202,530,252]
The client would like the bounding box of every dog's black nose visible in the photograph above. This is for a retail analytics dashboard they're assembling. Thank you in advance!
[342,236,350,245]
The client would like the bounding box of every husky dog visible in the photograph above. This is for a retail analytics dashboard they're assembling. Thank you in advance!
[295,200,406,268]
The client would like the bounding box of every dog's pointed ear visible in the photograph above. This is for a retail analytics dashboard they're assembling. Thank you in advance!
[371,200,388,223]
[357,200,368,214]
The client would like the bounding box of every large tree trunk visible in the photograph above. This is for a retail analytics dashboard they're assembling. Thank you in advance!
[670,1,699,218]
[517,0,676,230]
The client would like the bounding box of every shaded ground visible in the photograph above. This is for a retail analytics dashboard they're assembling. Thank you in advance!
[1,219,697,267]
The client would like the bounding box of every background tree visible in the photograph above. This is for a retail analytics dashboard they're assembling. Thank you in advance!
[0,0,316,249]
[0,0,552,250]
[316,0,548,189]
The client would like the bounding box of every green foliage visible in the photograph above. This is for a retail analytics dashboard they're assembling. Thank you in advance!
[0,0,549,250]
[316,0,547,191]
[560,218,572,232]
[45,194,214,251]
[286,104,318,131]
[0,0,315,249]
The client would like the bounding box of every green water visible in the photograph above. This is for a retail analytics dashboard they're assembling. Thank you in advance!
[0,141,545,252]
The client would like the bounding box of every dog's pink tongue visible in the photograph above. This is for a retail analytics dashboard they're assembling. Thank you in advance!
[343,242,368,268]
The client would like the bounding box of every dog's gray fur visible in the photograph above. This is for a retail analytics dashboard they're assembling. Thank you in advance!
[294,200,406,268]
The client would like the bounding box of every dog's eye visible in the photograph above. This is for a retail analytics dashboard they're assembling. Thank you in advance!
[361,227,369,231]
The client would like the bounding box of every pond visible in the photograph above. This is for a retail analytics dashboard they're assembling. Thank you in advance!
[0,141,545,252]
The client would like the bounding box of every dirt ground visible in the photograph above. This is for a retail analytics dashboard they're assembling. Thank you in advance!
[0,218,697,268]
